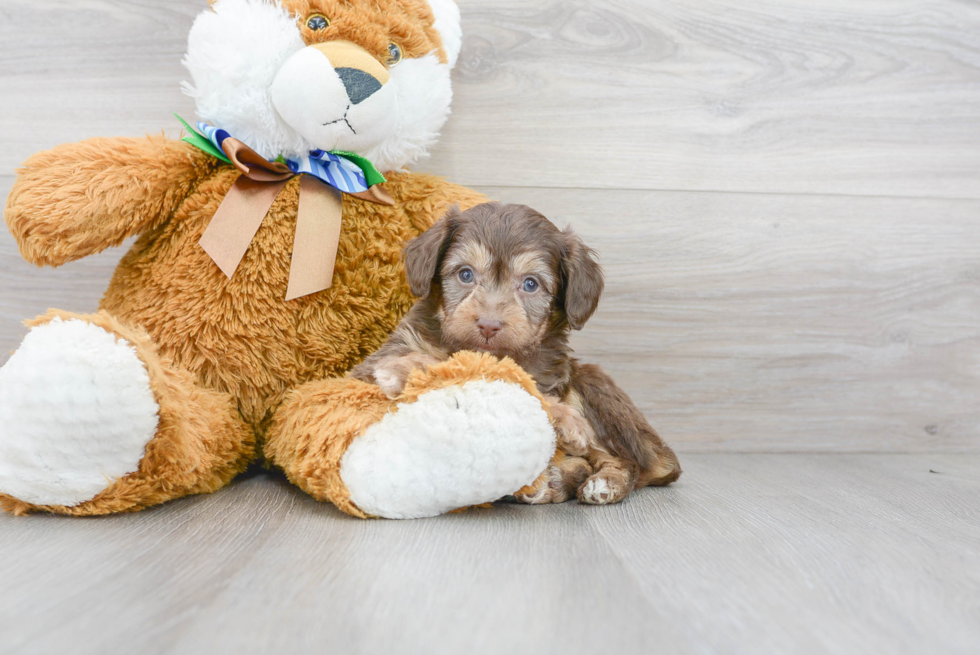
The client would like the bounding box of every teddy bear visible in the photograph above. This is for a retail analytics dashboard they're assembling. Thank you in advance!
[0,0,561,519]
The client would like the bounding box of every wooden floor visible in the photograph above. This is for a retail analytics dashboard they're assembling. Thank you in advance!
[1,454,978,655]
[1,1,979,653]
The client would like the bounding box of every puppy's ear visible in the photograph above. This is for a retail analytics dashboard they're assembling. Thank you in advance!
[403,205,460,297]
[561,229,604,330]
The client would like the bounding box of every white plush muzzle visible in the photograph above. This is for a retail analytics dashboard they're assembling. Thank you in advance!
[270,43,397,155]
[183,0,461,170]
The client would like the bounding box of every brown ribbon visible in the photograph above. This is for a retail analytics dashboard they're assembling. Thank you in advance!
[199,138,394,301]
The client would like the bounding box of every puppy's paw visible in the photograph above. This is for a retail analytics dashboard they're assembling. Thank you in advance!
[514,465,567,504]
[515,456,592,505]
[373,353,443,399]
[578,469,630,505]
[374,365,409,399]
[546,400,592,457]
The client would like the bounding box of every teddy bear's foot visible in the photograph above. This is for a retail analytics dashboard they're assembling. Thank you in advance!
[266,352,557,519]
[341,376,555,519]
[0,311,254,515]
[0,315,157,508]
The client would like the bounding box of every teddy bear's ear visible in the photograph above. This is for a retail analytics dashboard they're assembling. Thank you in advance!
[428,0,462,68]
[403,205,461,297]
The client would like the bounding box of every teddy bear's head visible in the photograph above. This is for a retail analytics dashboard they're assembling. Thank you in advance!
[183,0,462,171]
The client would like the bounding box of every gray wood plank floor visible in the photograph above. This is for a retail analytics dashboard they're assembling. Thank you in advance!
[1,454,977,655]
[1,3,978,654]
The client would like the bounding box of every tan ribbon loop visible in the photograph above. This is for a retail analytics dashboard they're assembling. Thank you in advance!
[200,175,288,279]
[348,185,396,207]
[286,177,344,301]
[222,138,293,182]
[199,136,391,300]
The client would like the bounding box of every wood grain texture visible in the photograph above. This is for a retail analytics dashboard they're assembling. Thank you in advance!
[481,186,980,453]
[2,0,979,197]
[0,454,977,655]
[1,0,978,452]
[4,173,977,452]
[0,0,200,173]
[0,5,976,653]
[436,0,980,197]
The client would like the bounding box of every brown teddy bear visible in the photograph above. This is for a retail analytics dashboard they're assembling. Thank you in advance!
[0,0,560,519]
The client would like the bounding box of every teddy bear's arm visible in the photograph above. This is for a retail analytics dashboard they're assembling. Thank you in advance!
[5,135,215,267]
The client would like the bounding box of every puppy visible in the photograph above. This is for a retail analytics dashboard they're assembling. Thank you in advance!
[351,202,681,505]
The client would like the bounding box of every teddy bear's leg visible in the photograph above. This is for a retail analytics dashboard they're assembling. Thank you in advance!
[0,310,254,516]
[265,352,558,519]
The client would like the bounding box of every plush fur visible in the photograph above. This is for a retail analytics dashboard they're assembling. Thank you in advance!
[184,0,309,159]
[427,0,462,67]
[0,310,255,516]
[185,0,455,168]
[0,0,565,518]
[266,351,557,519]
[0,317,159,506]
[2,138,489,514]
[353,203,682,505]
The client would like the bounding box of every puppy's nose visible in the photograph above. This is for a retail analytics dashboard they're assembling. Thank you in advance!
[477,319,502,340]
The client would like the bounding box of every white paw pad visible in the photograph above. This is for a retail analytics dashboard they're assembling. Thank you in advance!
[340,380,555,519]
[579,476,614,505]
[0,318,159,506]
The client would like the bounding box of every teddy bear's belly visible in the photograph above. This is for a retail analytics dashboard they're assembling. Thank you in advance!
[100,172,417,433]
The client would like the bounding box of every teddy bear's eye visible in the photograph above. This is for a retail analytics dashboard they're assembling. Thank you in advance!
[306,14,330,31]
[387,43,403,66]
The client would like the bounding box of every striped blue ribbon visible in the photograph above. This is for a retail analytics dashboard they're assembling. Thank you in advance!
[197,122,370,195]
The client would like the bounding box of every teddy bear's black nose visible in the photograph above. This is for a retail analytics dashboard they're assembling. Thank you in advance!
[335,67,382,105]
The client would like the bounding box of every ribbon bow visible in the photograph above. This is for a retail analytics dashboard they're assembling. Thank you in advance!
[177,115,394,300]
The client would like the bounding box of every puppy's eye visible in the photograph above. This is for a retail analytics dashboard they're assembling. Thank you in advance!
[458,268,474,284]
[522,277,539,292]
[306,14,330,30]
[387,43,403,66]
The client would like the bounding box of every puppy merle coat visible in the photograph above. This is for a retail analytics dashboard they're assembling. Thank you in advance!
[351,202,681,505]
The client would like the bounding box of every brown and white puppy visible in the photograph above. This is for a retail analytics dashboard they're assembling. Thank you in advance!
[351,202,681,505]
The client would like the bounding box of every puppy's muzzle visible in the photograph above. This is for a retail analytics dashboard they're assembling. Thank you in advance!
[477,318,502,340]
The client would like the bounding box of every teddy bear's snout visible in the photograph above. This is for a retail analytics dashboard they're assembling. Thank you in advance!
[335,67,382,105]
[270,39,397,153]
[308,40,390,92]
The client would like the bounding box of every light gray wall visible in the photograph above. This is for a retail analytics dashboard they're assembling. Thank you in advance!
[2,0,978,452]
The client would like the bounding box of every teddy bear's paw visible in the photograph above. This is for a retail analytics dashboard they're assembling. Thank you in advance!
[339,379,555,519]
[0,318,159,507]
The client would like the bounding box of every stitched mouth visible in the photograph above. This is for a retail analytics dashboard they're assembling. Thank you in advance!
[322,105,356,134]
